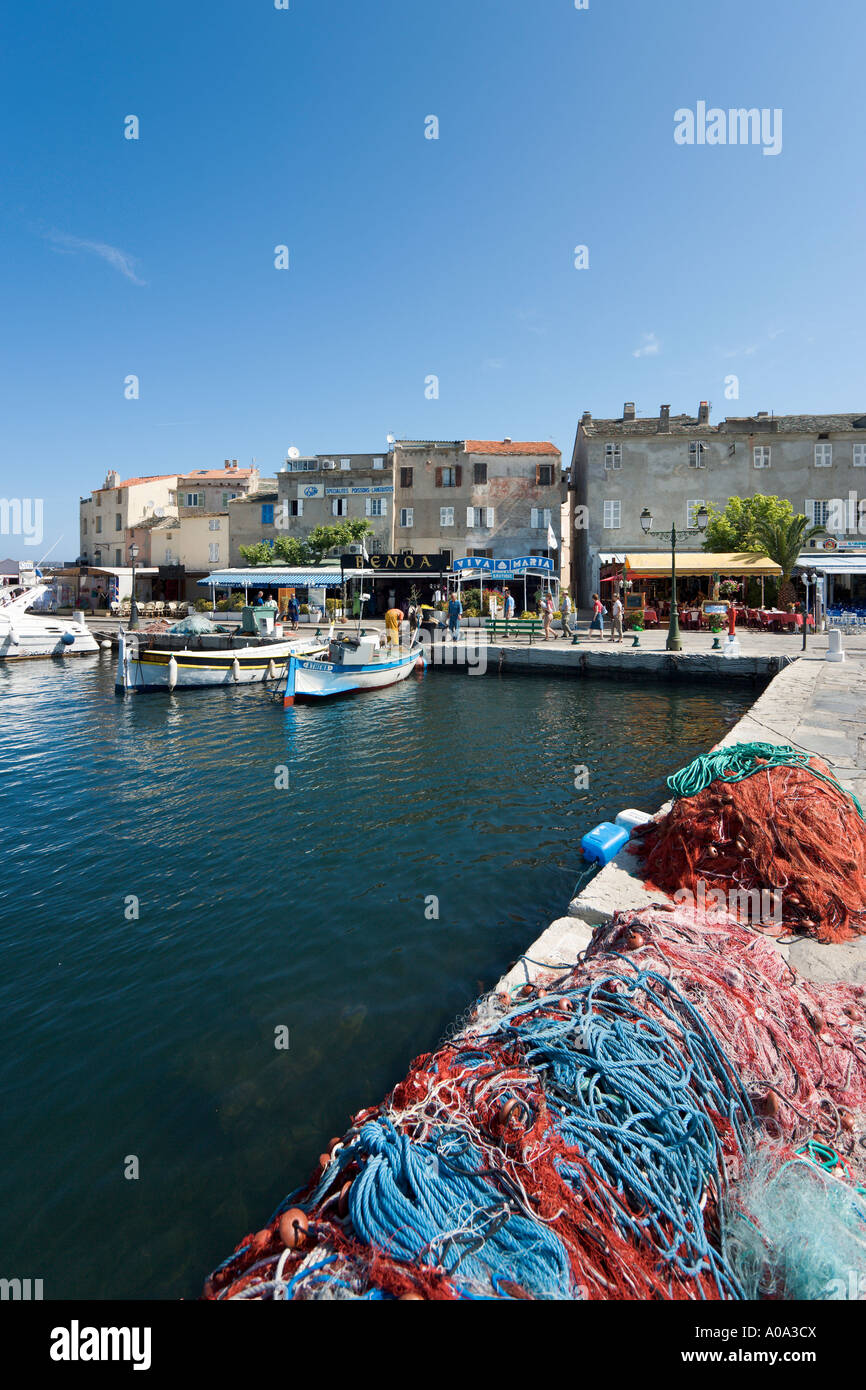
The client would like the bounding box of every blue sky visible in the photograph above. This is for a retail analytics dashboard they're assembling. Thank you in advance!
[1,0,864,559]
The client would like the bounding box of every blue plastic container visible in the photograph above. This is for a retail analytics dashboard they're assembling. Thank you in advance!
[581,821,629,866]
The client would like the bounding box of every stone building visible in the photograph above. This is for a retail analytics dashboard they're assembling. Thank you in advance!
[568,403,866,605]
[391,439,564,568]
[227,452,392,566]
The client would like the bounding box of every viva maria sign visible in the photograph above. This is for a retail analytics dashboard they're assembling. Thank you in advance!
[453,556,555,574]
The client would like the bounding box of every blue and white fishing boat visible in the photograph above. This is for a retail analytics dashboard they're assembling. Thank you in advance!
[282,629,425,705]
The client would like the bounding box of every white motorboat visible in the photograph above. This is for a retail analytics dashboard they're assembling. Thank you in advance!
[282,629,425,705]
[116,623,326,692]
[0,585,99,659]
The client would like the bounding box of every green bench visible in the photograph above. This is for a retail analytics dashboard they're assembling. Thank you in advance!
[485,618,544,643]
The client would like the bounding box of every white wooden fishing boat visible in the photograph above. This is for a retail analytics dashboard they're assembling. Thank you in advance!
[282,629,425,705]
[116,626,325,692]
[0,585,99,659]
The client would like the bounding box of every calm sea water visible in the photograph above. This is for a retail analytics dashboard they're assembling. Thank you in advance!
[0,653,752,1299]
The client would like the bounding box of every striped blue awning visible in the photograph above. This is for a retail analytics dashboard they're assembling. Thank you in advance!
[197,568,344,587]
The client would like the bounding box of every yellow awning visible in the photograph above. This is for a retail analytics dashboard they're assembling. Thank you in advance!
[623,551,782,578]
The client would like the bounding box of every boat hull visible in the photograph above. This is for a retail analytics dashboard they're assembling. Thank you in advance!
[283,646,424,704]
[0,622,98,659]
[116,632,323,692]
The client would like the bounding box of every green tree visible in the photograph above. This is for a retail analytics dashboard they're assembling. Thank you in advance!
[272,534,313,565]
[753,513,823,606]
[702,494,799,552]
[238,520,372,568]
[305,520,372,564]
[238,540,277,565]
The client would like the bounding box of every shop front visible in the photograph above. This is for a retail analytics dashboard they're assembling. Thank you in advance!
[340,552,452,617]
[622,552,783,612]
[451,555,558,616]
[800,547,866,613]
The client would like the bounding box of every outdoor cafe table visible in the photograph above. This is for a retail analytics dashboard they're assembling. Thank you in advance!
[758,609,815,631]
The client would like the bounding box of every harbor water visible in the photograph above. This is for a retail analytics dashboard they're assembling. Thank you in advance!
[0,654,753,1298]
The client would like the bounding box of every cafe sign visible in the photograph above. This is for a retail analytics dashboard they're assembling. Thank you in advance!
[341,552,449,573]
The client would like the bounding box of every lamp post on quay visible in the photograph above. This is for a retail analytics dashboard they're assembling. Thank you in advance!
[801,569,818,652]
[128,543,141,631]
[639,505,709,652]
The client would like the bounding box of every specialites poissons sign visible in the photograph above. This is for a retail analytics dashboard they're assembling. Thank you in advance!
[340,552,450,574]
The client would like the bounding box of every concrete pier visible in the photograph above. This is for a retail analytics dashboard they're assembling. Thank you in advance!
[498,646,866,995]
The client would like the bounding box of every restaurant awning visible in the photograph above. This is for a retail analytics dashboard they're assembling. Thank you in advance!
[797,552,866,576]
[197,567,344,587]
[623,552,782,579]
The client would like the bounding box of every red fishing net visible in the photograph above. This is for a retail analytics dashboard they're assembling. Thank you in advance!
[631,758,866,943]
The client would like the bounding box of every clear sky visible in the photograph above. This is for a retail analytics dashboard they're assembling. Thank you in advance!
[1,0,864,560]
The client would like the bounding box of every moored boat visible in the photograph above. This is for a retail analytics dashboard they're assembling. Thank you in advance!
[0,585,99,659]
[282,629,425,705]
[116,621,325,692]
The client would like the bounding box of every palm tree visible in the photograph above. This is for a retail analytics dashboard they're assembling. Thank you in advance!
[754,514,823,608]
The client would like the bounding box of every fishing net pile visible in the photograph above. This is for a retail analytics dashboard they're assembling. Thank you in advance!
[201,905,866,1301]
[630,742,866,943]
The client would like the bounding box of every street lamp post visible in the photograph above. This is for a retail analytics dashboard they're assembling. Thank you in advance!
[640,505,709,652]
[801,569,818,652]
[128,543,140,630]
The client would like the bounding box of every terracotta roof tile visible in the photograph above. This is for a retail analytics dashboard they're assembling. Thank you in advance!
[463,440,561,456]
[97,474,179,491]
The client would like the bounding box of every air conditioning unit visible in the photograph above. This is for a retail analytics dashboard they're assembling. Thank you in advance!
[347,543,365,555]
[321,460,337,470]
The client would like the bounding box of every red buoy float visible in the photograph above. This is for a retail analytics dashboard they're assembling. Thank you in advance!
[278,1208,309,1250]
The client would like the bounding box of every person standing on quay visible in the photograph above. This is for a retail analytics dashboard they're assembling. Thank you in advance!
[542,590,555,640]
[503,587,515,621]
[589,593,604,636]
[287,596,300,631]
[447,591,462,640]
[609,594,624,643]
[560,589,573,638]
[385,603,403,647]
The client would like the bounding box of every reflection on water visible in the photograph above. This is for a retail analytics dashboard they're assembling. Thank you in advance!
[0,653,752,1297]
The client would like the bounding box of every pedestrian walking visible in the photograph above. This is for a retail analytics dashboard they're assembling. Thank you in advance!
[287,597,300,631]
[560,590,573,638]
[542,590,555,640]
[589,593,605,636]
[609,595,624,643]
[503,587,515,621]
[447,591,463,639]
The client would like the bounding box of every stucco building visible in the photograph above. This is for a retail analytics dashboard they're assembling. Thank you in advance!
[391,439,564,568]
[227,452,393,565]
[79,471,179,568]
[569,403,866,605]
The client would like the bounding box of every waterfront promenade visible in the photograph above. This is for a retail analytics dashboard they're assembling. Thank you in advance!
[500,646,866,997]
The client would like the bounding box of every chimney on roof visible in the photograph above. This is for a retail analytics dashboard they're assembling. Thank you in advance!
[698,400,710,425]
[580,411,592,428]
[224,459,230,467]
[756,411,769,419]
[658,404,671,433]
[623,402,635,421]
[231,458,238,467]
[503,436,512,444]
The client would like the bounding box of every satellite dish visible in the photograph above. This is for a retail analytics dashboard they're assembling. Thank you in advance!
[287,446,300,460]
[386,434,395,445]
[155,507,165,518]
